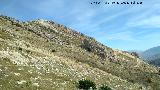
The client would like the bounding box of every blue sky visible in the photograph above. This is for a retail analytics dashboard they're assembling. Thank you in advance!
[0,0,160,51]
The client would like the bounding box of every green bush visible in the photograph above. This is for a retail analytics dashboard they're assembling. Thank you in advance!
[99,85,112,90]
[81,39,92,52]
[78,79,96,90]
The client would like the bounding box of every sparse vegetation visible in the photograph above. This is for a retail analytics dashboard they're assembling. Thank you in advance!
[0,15,160,90]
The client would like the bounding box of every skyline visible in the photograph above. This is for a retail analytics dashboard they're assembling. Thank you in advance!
[0,0,160,51]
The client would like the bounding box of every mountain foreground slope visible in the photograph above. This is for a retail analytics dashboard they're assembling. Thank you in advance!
[0,15,160,90]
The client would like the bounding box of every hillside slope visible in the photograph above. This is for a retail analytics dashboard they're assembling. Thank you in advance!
[0,15,160,90]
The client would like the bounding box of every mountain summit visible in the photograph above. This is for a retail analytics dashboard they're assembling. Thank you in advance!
[0,15,160,90]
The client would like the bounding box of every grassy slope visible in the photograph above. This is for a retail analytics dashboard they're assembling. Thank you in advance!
[0,16,160,90]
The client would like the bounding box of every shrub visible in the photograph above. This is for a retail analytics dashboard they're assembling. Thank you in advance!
[99,85,112,90]
[81,39,92,52]
[78,79,96,90]
[51,49,56,52]
[158,69,160,75]
[26,50,31,54]
[146,77,152,83]
[130,52,139,58]
[18,47,22,51]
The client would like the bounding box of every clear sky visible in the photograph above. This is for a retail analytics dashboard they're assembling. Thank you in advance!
[0,0,160,51]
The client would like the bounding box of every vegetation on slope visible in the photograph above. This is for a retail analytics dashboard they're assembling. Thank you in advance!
[0,15,160,90]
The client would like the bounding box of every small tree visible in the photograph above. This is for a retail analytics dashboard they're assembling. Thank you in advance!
[81,39,92,52]
[78,79,96,90]
[99,84,112,90]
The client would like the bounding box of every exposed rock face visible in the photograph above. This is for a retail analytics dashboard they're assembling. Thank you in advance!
[0,15,160,90]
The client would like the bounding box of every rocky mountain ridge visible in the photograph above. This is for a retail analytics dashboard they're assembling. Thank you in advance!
[140,46,160,67]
